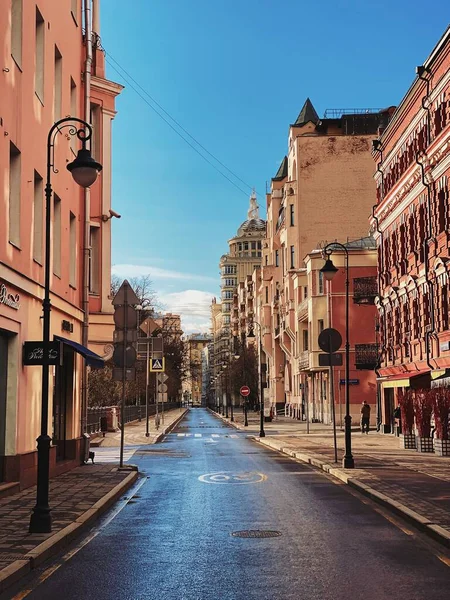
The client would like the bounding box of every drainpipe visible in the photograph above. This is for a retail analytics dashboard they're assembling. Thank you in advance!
[415,64,436,372]
[81,0,93,438]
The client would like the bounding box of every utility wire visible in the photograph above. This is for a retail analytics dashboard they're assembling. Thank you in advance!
[104,52,259,198]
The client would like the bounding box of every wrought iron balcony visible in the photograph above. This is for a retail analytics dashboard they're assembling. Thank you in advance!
[355,343,378,370]
[353,277,377,305]
[298,351,309,370]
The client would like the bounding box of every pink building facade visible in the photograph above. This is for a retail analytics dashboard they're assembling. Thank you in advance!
[0,0,121,488]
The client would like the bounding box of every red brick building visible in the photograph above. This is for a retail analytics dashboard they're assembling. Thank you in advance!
[373,26,450,433]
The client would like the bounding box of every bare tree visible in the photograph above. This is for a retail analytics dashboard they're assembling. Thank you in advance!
[111,274,160,319]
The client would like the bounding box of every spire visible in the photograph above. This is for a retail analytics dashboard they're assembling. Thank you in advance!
[247,188,259,220]
[293,98,319,126]
[272,156,288,181]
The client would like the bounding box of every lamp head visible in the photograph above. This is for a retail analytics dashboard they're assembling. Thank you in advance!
[67,147,102,188]
[320,258,339,281]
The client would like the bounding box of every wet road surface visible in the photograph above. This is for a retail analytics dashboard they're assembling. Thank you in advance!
[6,409,450,600]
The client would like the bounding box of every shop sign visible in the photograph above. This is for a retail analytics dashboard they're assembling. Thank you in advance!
[0,282,20,310]
[23,341,61,366]
[339,379,360,385]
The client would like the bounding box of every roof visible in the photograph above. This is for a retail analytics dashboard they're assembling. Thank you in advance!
[293,98,319,127]
[272,156,288,181]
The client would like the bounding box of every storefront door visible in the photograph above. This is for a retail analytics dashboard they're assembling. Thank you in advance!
[0,332,8,481]
[52,346,74,461]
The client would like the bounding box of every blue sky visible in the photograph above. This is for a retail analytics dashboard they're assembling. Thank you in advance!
[101,0,449,332]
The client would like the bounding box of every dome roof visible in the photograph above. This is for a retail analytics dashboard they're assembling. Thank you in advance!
[237,218,266,236]
[236,190,266,236]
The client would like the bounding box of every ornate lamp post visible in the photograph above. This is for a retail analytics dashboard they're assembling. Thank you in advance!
[247,322,265,438]
[320,242,355,469]
[29,118,102,534]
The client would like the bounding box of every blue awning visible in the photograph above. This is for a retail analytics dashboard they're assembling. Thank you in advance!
[54,335,105,369]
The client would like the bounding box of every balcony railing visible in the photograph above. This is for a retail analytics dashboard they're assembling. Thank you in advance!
[355,343,378,369]
[353,277,378,305]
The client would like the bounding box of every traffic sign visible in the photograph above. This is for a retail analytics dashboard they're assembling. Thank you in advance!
[150,357,165,372]
[158,373,169,383]
[113,345,137,368]
[318,328,342,354]
[158,383,168,394]
[113,305,138,330]
[112,367,135,381]
[318,353,343,367]
[240,385,250,397]
[112,280,140,306]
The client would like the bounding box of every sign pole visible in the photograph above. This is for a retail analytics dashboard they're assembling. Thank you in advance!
[120,284,128,468]
[327,332,338,463]
[145,335,150,438]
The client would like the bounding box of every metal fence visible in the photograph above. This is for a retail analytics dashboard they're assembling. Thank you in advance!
[86,407,108,435]
[88,402,181,433]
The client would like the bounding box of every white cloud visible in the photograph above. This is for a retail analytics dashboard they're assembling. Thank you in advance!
[159,289,215,334]
[112,263,216,283]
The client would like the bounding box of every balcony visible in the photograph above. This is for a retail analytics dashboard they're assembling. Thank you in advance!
[353,277,378,305]
[298,351,309,370]
[355,343,378,369]
[297,298,308,321]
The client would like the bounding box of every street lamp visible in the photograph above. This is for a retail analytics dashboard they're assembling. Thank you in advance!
[247,322,265,438]
[29,117,102,534]
[320,242,354,469]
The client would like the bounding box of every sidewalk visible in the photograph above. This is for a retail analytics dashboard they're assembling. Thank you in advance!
[214,409,450,549]
[93,407,187,447]
[0,464,138,593]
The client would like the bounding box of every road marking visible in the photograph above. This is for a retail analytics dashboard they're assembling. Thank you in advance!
[198,471,267,485]
[93,447,138,464]
[230,434,238,438]
[194,433,202,438]
[177,433,185,437]
[211,434,220,438]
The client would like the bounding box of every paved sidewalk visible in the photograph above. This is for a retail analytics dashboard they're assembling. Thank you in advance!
[214,409,450,548]
[93,407,187,447]
[0,465,138,593]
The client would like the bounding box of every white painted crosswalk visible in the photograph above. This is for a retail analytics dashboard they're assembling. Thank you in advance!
[175,433,239,439]
[93,447,139,464]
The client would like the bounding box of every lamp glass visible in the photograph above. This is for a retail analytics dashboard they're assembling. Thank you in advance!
[320,258,338,281]
[67,148,102,188]
[70,166,99,188]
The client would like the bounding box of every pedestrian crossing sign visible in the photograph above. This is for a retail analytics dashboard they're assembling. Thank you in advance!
[150,357,165,372]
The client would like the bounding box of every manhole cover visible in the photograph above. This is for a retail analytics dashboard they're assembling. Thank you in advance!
[231,530,282,539]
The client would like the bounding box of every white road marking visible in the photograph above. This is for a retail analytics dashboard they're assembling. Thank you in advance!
[230,434,238,438]
[195,433,202,438]
[177,433,185,437]
[93,447,138,464]
[211,434,220,438]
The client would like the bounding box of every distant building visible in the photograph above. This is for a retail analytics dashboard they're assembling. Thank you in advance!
[372,26,450,432]
[183,333,211,406]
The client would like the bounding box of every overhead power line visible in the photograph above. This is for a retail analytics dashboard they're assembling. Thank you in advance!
[104,51,260,198]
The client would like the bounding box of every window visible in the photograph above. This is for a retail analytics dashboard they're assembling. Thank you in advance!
[265,286,268,303]
[70,78,77,152]
[251,241,256,250]
[11,0,23,67]
[244,242,249,251]
[290,245,295,269]
[290,204,294,226]
[53,195,61,277]
[275,250,279,267]
[33,171,43,261]
[35,7,45,102]
[303,330,309,351]
[318,271,324,294]
[69,212,76,286]
[303,286,308,300]
[265,255,268,266]
[257,241,262,249]
[71,0,78,23]
[90,103,101,160]
[89,226,100,294]
[318,319,324,333]
[54,47,62,121]
[9,143,21,246]
[237,243,242,251]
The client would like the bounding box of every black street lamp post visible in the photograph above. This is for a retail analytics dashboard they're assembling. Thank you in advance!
[320,242,355,469]
[247,322,265,438]
[29,117,102,534]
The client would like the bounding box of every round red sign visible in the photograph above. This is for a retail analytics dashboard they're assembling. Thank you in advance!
[240,386,250,397]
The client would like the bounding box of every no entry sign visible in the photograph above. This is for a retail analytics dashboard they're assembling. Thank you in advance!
[240,386,250,397]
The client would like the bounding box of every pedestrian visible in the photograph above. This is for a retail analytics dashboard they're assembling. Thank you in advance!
[360,401,371,434]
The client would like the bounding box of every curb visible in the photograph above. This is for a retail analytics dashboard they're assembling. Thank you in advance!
[0,470,138,594]
[208,409,242,430]
[154,408,189,443]
[254,437,450,550]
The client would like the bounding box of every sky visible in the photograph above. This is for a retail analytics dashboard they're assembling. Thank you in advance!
[101,0,450,333]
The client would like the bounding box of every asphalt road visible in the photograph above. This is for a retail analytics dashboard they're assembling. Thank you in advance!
[8,409,450,600]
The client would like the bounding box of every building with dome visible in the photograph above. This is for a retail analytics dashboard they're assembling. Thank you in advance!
[212,191,266,412]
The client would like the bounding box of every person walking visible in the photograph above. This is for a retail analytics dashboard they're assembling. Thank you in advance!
[360,400,371,434]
